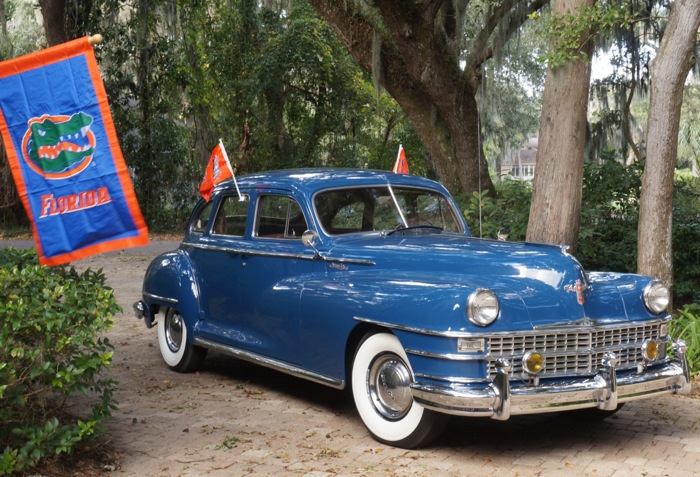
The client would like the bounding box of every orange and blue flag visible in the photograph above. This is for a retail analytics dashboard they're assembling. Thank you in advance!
[199,140,234,202]
[393,144,409,174]
[0,36,148,265]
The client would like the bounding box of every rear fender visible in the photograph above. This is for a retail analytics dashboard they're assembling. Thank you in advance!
[141,250,203,343]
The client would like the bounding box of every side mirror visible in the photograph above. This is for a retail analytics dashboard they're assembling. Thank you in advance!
[301,230,319,248]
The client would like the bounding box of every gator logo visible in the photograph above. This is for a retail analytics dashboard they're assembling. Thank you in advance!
[21,113,96,179]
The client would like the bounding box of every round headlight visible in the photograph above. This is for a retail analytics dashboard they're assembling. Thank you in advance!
[643,281,670,314]
[467,289,499,326]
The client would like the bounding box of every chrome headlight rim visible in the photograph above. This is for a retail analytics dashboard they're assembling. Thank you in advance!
[643,280,670,315]
[467,288,500,327]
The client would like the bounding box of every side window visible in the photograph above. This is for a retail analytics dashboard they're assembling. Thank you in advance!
[212,195,249,236]
[190,201,214,234]
[256,195,308,239]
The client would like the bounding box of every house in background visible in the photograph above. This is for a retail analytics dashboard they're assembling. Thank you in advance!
[500,137,537,181]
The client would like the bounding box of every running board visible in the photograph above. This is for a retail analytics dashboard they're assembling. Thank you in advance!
[194,336,345,390]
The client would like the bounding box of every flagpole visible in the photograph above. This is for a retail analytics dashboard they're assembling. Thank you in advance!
[218,139,244,201]
[88,34,103,45]
[393,144,403,172]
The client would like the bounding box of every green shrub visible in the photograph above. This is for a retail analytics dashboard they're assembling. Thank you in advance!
[0,248,119,475]
[670,304,700,377]
[459,178,532,241]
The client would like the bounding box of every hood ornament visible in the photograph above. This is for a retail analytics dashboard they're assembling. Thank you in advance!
[564,279,587,305]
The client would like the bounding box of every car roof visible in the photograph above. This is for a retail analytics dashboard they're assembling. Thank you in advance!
[215,168,447,195]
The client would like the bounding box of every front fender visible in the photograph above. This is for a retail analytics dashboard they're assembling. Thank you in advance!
[140,249,203,341]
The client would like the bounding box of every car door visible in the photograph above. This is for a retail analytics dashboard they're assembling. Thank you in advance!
[188,193,250,345]
[235,193,317,363]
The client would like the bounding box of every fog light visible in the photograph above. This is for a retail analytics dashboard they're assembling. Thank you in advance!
[522,351,544,374]
[642,339,659,361]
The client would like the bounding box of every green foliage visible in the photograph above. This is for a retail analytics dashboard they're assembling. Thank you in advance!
[578,155,643,274]
[670,304,700,376]
[459,179,532,240]
[0,248,119,475]
[672,174,700,304]
[532,2,636,68]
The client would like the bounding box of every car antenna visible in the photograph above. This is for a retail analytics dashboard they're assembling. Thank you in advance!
[477,115,483,238]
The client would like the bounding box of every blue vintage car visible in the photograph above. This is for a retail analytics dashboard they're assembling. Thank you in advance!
[134,169,691,448]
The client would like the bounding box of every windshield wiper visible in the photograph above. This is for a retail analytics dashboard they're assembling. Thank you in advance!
[387,225,444,236]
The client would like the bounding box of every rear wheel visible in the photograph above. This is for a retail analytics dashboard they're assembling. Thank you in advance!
[351,332,447,448]
[157,308,207,372]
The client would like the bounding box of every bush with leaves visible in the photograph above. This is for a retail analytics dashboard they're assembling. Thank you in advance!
[670,304,700,377]
[459,178,532,241]
[0,248,119,475]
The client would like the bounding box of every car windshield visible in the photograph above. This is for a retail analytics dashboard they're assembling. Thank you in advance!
[314,185,464,235]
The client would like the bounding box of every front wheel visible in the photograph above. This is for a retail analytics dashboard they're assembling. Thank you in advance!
[157,308,207,372]
[351,332,447,448]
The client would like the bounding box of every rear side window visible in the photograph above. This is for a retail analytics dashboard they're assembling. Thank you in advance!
[256,195,308,239]
[212,195,249,236]
[190,201,214,234]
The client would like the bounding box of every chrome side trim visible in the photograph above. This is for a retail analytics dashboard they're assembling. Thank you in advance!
[194,337,345,390]
[414,373,488,384]
[406,349,481,361]
[184,241,375,266]
[354,315,671,338]
[144,292,178,304]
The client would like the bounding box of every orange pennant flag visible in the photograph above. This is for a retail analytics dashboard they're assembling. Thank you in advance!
[393,144,409,174]
[199,141,233,202]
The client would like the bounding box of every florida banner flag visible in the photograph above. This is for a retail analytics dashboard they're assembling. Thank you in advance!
[393,144,409,174]
[0,36,148,266]
[199,139,235,202]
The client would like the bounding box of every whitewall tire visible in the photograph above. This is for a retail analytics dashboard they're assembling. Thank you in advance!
[351,332,447,448]
[157,308,207,372]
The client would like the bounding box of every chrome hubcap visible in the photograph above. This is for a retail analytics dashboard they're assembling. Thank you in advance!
[165,311,183,353]
[367,353,413,420]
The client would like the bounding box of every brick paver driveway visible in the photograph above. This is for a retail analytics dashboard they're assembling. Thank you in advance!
[19,239,699,477]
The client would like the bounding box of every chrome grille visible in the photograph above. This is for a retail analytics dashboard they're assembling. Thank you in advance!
[487,321,667,378]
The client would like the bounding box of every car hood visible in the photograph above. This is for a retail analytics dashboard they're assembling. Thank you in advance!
[323,232,652,330]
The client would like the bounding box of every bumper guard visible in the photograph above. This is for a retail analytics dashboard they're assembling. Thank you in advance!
[411,339,692,419]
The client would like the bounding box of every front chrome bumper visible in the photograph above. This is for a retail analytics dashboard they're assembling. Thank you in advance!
[411,339,692,419]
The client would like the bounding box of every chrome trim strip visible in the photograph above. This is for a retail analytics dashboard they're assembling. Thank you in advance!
[144,292,178,304]
[415,373,488,384]
[354,316,670,338]
[406,349,481,361]
[194,337,345,390]
[183,241,375,266]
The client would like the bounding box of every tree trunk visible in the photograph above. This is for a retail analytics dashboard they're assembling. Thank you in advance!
[307,0,495,198]
[526,0,594,252]
[39,0,68,46]
[638,0,700,303]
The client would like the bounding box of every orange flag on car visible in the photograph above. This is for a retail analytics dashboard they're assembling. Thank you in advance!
[393,144,409,174]
[200,140,234,202]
